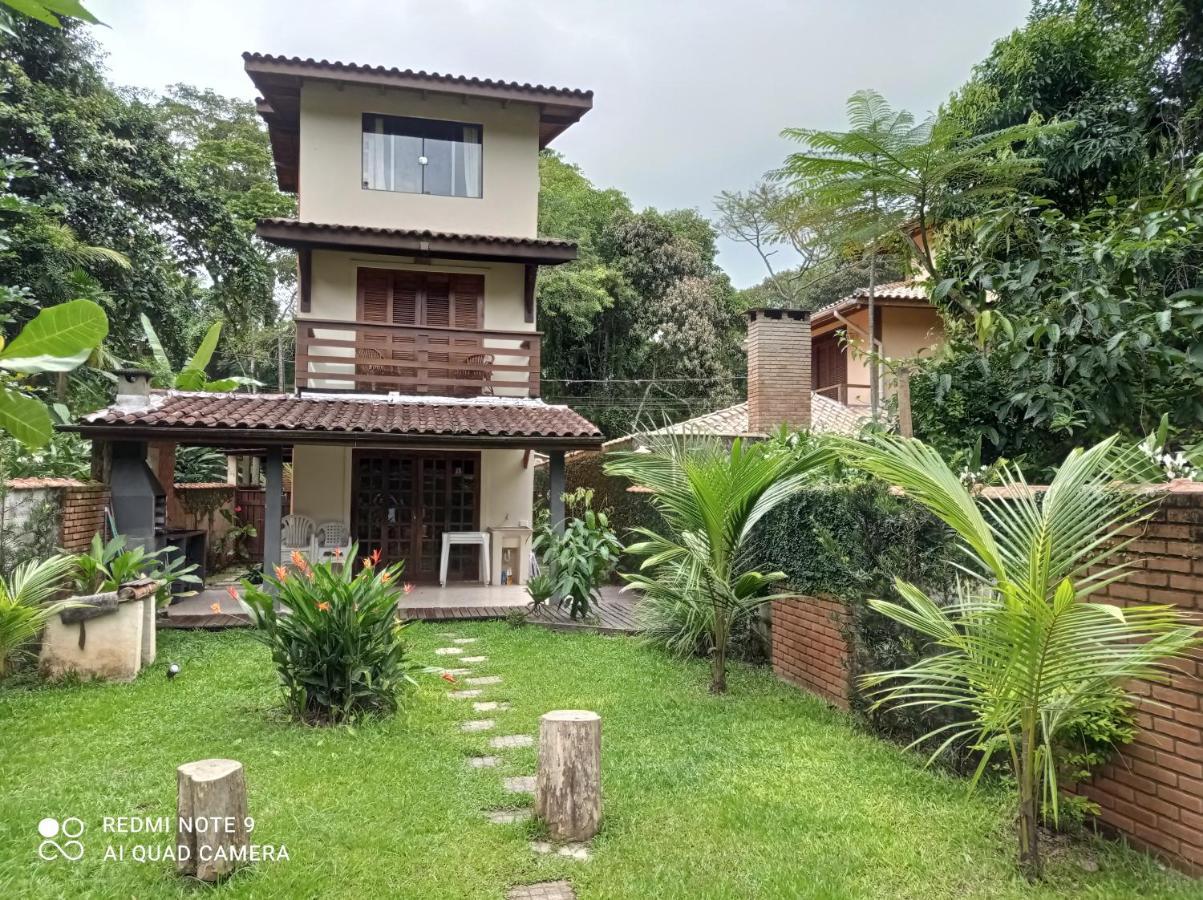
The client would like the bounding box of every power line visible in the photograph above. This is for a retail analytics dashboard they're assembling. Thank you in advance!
[541,375,748,384]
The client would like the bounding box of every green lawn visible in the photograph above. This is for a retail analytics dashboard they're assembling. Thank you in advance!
[0,624,1196,899]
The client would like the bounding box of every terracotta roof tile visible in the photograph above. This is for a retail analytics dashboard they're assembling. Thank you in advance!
[811,280,931,324]
[77,392,602,443]
[257,218,575,251]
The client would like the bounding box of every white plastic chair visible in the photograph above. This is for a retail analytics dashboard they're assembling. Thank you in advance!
[314,521,352,562]
[281,514,316,565]
[439,531,490,586]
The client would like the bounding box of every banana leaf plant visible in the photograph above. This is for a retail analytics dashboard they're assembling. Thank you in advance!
[140,315,259,392]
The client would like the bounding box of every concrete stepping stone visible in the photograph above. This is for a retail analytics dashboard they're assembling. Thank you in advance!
[507,880,575,899]
[440,667,472,676]
[435,647,464,656]
[461,655,488,663]
[448,689,482,699]
[490,734,533,749]
[468,756,501,769]
[452,637,478,644]
[465,675,501,686]
[486,808,532,824]
[461,719,495,733]
[530,842,591,861]
[504,775,536,793]
[473,701,510,712]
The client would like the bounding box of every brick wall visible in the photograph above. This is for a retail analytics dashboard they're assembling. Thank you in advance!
[746,308,812,434]
[771,595,851,709]
[59,482,110,552]
[1070,482,1203,874]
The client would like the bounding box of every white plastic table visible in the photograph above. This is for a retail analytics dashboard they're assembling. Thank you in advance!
[439,531,491,586]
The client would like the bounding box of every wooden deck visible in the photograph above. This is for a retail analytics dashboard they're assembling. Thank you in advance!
[161,585,641,635]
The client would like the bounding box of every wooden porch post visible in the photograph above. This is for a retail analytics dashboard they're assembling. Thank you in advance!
[548,449,566,536]
[263,447,283,576]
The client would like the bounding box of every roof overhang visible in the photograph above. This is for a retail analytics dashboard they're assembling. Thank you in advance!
[244,52,594,192]
[256,219,578,266]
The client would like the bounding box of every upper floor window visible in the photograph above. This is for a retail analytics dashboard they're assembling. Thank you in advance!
[362,114,482,198]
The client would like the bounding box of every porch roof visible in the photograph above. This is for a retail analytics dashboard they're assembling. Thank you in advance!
[64,390,604,450]
[256,218,578,265]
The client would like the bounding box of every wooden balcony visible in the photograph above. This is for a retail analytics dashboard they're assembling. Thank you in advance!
[294,318,541,398]
[815,382,869,405]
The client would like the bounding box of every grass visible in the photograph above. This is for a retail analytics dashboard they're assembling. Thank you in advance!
[0,623,1197,899]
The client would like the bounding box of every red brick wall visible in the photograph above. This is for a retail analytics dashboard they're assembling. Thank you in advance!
[746,308,812,434]
[771,595,851,709]
[1071,482,1203,874]
[59,482,110,553]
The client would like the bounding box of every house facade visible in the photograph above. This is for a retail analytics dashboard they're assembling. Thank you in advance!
[67,55,604,584]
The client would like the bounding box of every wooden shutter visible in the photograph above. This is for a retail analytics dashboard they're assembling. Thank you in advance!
[357,270,391,322]
[423,275,452,328]
[391,272,420,325]
[451,275,483,330]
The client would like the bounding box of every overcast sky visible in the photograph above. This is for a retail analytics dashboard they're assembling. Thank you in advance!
[89,0,1030,287]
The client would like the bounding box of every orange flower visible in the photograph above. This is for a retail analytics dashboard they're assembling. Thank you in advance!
[226,585,239,601]
[362,556,374,570]
[370,548,382,565]
[440,672,456,683]
[380,571,392,585]
[210,602,222,614]
[317,601,331,612]
[402,582,414,595]
[274,565,288,581]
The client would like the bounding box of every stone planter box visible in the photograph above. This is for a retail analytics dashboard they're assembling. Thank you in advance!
[40,578,160,682]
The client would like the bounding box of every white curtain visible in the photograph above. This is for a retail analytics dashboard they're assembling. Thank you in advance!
[461,126,481,198]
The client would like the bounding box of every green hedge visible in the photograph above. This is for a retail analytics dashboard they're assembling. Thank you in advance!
[534,451,665,547]
[750,481,966,761]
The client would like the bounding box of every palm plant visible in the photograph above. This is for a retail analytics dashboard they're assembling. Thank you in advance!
[841,433,1200,878]
[605,435,832,693]
[0,553,79,677]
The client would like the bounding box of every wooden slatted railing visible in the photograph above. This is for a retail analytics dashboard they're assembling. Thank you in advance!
[294,318,541,398]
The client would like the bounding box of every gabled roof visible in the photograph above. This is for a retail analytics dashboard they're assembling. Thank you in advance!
[601,395,866,451]
[255,219,577,265]
[810,280,932,328]
[244,52,594,192]
[66,391,603,450]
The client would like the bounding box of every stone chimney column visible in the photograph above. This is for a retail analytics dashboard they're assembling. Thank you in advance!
[113,368,153,408]
[746,308,811,433]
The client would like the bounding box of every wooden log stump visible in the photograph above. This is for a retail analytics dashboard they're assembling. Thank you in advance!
[535,710,601,841]
[175,759,249,882]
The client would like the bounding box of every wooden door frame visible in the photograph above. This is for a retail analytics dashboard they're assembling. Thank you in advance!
[350,448,482,581]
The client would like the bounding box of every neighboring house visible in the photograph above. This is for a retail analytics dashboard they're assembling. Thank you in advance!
[65,54,605,584]
[810,280,945,411]
[605,308,866,453]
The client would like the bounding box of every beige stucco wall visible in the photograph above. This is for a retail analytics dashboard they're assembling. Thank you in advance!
[290,443,534,538]
[297,81,540,237]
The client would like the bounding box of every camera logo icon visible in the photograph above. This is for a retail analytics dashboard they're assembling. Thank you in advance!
[37,817,85,861]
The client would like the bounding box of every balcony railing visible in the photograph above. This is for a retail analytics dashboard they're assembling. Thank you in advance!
[814,382,870,404]
[294,318,541,398]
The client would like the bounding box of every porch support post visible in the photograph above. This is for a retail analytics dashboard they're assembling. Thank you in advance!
[548,449,566,535]
[263,446,283,576]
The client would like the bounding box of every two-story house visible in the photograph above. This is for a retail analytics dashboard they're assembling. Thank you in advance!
[68,54,605,585]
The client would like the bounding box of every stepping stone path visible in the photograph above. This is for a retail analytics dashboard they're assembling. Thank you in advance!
[531,842,591,861]
[461,719,495,733]
[448,689,482,699]
[490,734,533,749]
[441,668,472,676]
[435,647,464,656]
[473,701,510,712]
[486,808,532,824]
[461,655,488,663]
[507,881,575,900]
[468,756,501,769]
[466,675,502,686]
[452,638,478,644]
[504,776,536,794]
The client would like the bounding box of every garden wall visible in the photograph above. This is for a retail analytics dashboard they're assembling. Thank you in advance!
[771,595,851,709]
[4,477,110,559]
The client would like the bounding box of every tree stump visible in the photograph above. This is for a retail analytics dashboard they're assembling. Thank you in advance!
[175,759,249,882]
[534,710,601,841]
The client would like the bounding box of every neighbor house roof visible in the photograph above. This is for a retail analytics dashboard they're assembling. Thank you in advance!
[66,391,603,450]
[601,394,866,451]
[243,52,594,192]
[255,219,578,265]
[810,280,932,329]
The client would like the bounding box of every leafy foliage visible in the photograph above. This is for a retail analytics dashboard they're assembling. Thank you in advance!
[841,432,1201,877]
[533,495,622,620]
[139,315,256,392]
[606,435,834,693]
[241,547,415,725]
[173,445,227,484]
[0,551,77,676]
[72,532,201,606]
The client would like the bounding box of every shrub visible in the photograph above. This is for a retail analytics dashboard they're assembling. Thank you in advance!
[0,554,78,677]
[73,533,201,606]
[534,499,622,620]
[241,546,415,725]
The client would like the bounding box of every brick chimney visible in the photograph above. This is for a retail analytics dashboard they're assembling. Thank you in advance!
[746,308,811,433]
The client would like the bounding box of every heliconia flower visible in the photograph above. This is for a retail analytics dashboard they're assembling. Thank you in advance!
[403,583,414,595]
[210,602,222,614]
[440,672,456,683]
[362,556,374,569]
[274,565,288,581]
[370,548,382,565]
[317,601,331,612]
[226,585,239,601]
[380,571,392,584]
